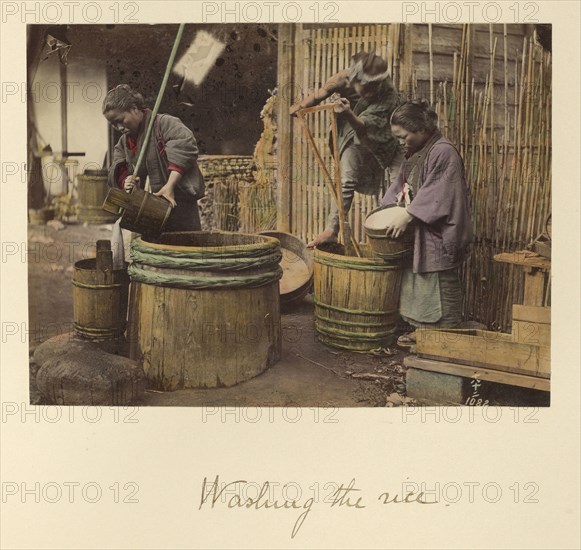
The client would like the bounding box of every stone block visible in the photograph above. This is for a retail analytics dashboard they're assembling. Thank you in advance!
[406,367,465,404]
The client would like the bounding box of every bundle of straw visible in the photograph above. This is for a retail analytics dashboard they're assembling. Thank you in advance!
[213,175,241,231]
[239,181,277,233]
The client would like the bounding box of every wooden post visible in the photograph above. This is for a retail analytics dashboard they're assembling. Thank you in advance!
[95,240,113,286]
[522,268,546,307]
[400,24,414,98]
[276,23,298,233]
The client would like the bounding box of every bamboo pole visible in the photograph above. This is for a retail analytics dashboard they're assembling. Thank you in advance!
[299,28,310,241]
[496,24,509,249]
[452,51,457,94]
[133,24,185,175]
[428,24,434,105]
[296,109,336,188]
[464,25,472,161]
[489,35,498,241]
[527,44,542,241]
[500,46,518,253]
[516,37,534,246]
[444,81,449,136]
[510,39,527,246]
[296,107,360,256]
[503,25,509,151]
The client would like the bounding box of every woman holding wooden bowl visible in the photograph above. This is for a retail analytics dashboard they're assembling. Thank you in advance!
[380,100,473,348]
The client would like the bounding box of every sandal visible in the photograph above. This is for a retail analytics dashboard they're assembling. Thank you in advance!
[397,331,417,349]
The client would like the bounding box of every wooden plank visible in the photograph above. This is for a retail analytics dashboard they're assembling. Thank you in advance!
[404,355,550,392]
[414,52,519,86]
[149,285,167,386]
[512,304,551,324]
[412,24,463,54]
[416,328,551,378]
[523,268,547,306]
[413,24,527,55]
[512,320,551,347]
[400,24,414,96]
[473,23,530,39]
[127,281,141,360]
[493,250,551,270]
[276,23,295,233]
[95,240,113,286]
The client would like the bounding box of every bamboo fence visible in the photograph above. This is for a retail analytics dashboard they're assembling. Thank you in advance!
[287,23,551,331]
[433,25,552,330]
[292,25,396,245]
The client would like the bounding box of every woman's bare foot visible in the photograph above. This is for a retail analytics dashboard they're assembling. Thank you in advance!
[307,228,338,248]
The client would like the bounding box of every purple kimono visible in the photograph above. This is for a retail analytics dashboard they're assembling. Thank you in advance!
[382,134,473,274]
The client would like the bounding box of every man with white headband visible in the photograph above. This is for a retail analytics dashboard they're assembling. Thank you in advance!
[291,51,401,248]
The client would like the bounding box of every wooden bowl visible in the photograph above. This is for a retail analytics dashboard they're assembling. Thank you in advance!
[259,231,314,304]
[364,205,413,259]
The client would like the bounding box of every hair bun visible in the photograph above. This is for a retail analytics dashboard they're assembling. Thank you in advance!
[410,99,430,109]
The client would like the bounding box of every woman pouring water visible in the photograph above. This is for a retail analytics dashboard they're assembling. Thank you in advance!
[103,84,205,232]
[380,100,473,348]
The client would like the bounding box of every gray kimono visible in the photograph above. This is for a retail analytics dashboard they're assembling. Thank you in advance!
[109,109,204,232]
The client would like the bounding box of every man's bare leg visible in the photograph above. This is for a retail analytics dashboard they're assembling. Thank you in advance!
[306,228,337,248]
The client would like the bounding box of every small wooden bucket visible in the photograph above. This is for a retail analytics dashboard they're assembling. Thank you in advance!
[102,187,172,236]
[364,205,414,259]
[127,231,282,390]
[77,170,120,224]
[313,243,404,351]
[259,231,313,304]
[72,240,130,341]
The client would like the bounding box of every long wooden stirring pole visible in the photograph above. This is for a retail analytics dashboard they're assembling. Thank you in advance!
[329,108,358,256]
[132,23,185,176]
[296,105,361,256]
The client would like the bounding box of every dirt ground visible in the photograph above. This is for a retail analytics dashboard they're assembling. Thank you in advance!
[28,221,415,407]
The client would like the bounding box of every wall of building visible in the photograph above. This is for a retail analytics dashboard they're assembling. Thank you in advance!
[29,30,107,179]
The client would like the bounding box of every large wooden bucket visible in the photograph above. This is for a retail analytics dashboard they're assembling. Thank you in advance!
[77,170,120,224]
[313,243,404,351]
[72,242,130,341]
[127,232,282,390]
[102,187,172,236]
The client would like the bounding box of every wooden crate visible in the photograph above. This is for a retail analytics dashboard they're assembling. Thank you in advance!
[416,327,550,379]
[405,356,550,393]
[512,305,551,347]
